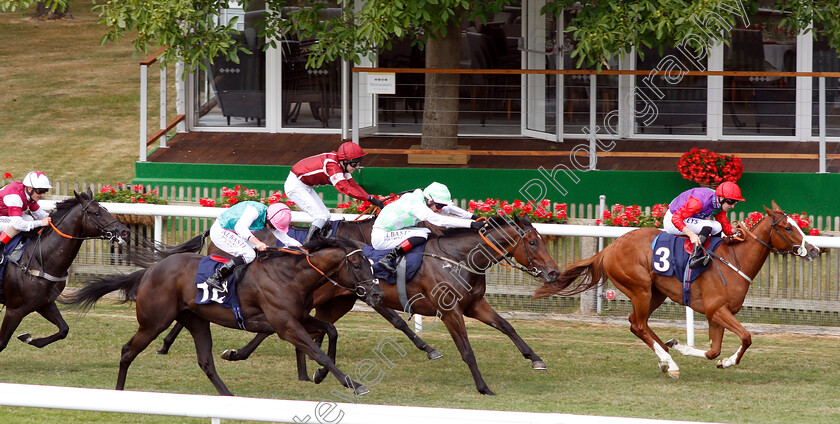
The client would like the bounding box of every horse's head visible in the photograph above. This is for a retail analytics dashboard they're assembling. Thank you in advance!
[307,236,384,307]
[74,189,130,243]
[484,215,560,283]
[761,201,820,261]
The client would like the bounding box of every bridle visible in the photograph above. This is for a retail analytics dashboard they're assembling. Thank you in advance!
[47,198,125,243]
[737,213,809,257]
[478,222,546,279]
[273,246,379,297]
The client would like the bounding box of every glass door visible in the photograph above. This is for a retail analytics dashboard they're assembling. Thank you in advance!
[521,0,559,141]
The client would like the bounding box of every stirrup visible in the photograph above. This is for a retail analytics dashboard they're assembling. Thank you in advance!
[688,253,710,269]
[378,258,397,273]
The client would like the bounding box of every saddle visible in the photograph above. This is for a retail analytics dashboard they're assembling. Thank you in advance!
[193,255,247,328]
[651,232,724,307]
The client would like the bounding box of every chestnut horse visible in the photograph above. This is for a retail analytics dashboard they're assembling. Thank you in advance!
[157,216,443,361]
[65,236,384,396]
[0,190,128,354]
[534,202,819,378]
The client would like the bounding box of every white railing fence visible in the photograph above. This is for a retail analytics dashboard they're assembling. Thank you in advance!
[0,382,719,424]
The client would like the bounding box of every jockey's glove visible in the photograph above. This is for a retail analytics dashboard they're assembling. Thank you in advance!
[470,221,487,231]
[368,196,385,208]
[471,214,480,220]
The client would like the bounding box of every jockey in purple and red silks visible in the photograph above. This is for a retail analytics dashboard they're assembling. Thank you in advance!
[0,171,53,264]
[663,181,744,269]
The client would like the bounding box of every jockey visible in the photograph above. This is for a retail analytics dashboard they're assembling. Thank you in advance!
[372,182,484,273]
[285,142,385,242]
[206,201,300,294]
[663,181,744,269]
[0,171,53,264]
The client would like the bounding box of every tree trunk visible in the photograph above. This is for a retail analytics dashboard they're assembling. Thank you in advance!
[420,21,461,150]
[32,2,71,20]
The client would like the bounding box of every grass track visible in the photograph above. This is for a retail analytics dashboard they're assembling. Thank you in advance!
[0,303,837,423]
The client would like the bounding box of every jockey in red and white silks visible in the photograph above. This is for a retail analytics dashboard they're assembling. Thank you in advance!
[0,172,53,261]
[284,142,383,241]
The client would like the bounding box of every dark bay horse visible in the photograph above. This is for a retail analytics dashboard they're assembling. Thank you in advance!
[534,201,819,378]
[0,190,128,354]
[157,216,444,361]
[65,236,384,396]
[159,215,560,395]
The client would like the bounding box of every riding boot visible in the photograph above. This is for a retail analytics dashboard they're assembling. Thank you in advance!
[205,260,237,293]
[688,227,713,269]
[304,219,327,243]
[377,247,405,274]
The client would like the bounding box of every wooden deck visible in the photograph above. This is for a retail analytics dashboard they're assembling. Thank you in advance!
[148,132,840,173]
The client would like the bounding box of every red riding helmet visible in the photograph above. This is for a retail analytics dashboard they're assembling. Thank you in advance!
[715,181,745,201]
[336,142,366,161]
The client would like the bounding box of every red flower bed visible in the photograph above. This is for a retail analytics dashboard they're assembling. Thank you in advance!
[595,203,669,228]
[677,148,743,185]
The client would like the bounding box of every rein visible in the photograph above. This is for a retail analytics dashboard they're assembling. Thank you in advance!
[737,214,807,256]
[478,225,543,278]
[281,247,377,297]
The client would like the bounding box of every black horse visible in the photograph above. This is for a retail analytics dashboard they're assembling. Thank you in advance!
[65,236,385,395]
[0,190,129,353]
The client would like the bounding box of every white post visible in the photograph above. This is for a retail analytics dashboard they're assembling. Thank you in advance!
[155,216,163,245]
[414,314,422,333]
[140,64,148,162]
[596,195,605,313]
[159,64,167,149]
[686,307,695,347]
[352,71,360,144]
[819,76,826,174]
[342,59,350,140]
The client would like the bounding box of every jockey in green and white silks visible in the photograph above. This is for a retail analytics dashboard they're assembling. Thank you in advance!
[207,201,301,294]
[372,182,485,273]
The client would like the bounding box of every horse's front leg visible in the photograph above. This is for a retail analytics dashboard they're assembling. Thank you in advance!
[17,301,69,348]
[708,306,751,368]
[221,332,272,361]
[439,310,494,395]
[272,314,368,396]
[373,305,442,360]
[465,298,544,369]
[666,320,724,360]
[302,317,337,384]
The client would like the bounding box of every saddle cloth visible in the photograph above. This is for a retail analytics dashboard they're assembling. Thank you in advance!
[362,244,425,285]
[0,235,30,282]
[651,232,723,285]
[194,255,246,329]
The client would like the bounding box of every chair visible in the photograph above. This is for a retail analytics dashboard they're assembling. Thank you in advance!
[206,47,266,126]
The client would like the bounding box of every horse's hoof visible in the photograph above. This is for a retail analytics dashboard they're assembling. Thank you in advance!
[17,333,32,344]
[354,385,370,396]
[479,388,496,396]
[155,350,168,355]
[665,338,678,348]
[716,359,724,368]
[659,361,680,379]
[427,349,443,360]
[221,349,235,361]
[313,369,328,384]
[531,360,547,370]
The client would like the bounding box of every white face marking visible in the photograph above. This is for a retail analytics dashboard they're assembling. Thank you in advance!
[785,216,810,256]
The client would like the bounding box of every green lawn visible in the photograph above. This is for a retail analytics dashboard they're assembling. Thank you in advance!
[0,2,142,183]
[0,303,837,423]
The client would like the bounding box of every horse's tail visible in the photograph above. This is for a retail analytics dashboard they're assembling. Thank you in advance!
[62,269,147,312]
[129,230,209,267]
[533,252,606,298]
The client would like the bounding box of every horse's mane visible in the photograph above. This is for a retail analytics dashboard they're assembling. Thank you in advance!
[436,215,527,238]
[51,195,85,221]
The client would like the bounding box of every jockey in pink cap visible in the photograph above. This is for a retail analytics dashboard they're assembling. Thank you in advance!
[0,171,53,264]
[205,201,299,295]
[663,181,744,269]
